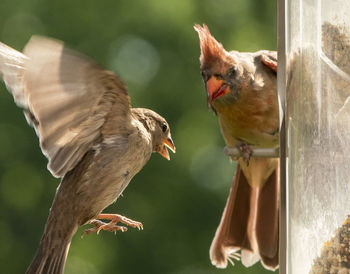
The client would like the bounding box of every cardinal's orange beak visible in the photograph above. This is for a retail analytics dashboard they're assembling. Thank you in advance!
[158,137,176,160]
[206,76,230,104]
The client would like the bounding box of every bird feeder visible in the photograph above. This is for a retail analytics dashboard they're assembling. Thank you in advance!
[279,0,350,272]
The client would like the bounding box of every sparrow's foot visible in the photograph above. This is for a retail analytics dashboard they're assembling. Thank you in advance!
[82,219,128,237]
[82,213,143,237]
[236,143,253,166]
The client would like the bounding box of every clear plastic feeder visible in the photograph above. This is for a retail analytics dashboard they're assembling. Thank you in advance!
[285,0,350,273]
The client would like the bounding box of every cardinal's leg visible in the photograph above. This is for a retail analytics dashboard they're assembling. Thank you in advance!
[82,214,143,236]
[236,143,253,165]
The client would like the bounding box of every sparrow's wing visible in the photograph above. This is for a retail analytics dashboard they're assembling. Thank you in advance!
[0,42,28,107]
[0,36,131,177]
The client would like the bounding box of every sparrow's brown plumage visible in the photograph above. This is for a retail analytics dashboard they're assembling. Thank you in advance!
[0,36,175,274]
[195,24,279,270]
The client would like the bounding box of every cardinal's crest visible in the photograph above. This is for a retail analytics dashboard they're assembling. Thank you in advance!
[194,24,233,69]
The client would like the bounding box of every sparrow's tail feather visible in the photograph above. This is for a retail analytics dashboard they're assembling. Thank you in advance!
[209,160,279,271]
[26,238,71,274]
[26,196,78,274]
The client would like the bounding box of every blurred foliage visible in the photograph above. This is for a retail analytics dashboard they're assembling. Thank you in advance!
[0,0,277,273]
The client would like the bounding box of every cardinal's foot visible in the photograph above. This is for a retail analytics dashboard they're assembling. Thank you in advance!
[82,213,143,237]
[237,143,253,165]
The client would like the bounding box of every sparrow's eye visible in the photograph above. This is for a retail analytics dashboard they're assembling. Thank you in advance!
[161,124,167,133]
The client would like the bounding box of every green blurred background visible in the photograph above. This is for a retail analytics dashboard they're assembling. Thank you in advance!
[0,0,277,273]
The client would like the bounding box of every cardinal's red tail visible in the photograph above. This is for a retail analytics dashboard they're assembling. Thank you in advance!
[209,160,280,271]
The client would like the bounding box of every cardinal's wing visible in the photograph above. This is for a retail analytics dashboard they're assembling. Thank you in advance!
[260,50,277,73]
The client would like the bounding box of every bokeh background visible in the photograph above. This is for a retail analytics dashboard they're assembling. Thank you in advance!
[0,0,276,273]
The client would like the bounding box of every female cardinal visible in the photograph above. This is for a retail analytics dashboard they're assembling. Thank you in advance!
[0,36,175,274]
[195,24,279,270]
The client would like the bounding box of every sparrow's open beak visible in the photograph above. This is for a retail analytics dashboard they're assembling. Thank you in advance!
[159,137,176,160]
[206,76,230,104]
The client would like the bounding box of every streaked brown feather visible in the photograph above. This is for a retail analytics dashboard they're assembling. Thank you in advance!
[0,42,28,107]
[2,36,132,177]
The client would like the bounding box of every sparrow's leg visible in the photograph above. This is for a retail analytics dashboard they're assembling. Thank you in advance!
[82,219,127,236]
[82,214,143,236]
[236,143,253,165]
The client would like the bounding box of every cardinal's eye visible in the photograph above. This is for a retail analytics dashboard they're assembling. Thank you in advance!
[201,71,208,81]
[228,66,238,76]
[161,124,167,133]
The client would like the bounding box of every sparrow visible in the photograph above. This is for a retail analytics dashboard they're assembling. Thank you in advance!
[0,36,175,274]
[194,24,279,270]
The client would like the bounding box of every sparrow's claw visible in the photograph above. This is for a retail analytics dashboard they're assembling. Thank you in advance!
[236,143,253,165]
[82,213,143,237]
[81,219,128,237]
[116,215,144,230]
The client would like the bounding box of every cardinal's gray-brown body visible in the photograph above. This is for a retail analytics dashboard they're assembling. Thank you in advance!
[0,37,175,274]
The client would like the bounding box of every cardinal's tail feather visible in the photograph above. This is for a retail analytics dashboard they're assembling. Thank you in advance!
[256,162,280,270]
[209,160,279,271]
[209,164,251,268]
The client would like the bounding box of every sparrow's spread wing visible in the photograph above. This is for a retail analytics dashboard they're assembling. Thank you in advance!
[0,36,132,177]
[0,42,28,106]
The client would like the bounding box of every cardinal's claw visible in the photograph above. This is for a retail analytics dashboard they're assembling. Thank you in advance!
[237,143,253,165]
